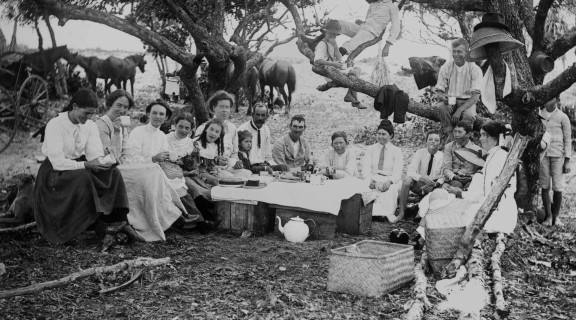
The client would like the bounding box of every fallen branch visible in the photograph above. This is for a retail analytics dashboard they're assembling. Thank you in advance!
[444,134,529,276]
[459,240,485,320]
[0,257,170,299]
[491,233,509,319]
[0,222,37,234]
[99,269,143,294]
[405,248,432,320]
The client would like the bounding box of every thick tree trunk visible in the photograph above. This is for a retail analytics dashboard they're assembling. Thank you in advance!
[179,63,208,124]
[0,27,6,53]
[35,20,43,51]
[8,19,18,51]
[44,15,67,97]
[155,55,166,93]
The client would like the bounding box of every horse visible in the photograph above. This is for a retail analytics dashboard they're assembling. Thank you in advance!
[258,58,296,114]
[21,45,77,78]
[69,54,107,91]
[101,54,146,95]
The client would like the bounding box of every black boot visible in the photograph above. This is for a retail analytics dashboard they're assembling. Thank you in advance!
[552,191,563,226]
[541,189,553,225]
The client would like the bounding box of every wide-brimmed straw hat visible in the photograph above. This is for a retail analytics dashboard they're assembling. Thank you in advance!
[324,20,342,35]
[466,27,524,62]
[473,12,510,32]
[454,148,487,168]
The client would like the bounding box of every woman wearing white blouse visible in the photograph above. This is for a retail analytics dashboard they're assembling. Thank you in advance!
[194,90,243,171]
[361,120,404,221]
[319,131,357,179]
[34,89,131,247]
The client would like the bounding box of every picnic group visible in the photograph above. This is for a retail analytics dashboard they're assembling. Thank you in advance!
[6,6,572,254]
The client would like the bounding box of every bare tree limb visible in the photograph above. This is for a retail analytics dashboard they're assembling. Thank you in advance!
[0,257,171,299]
[409,0,486,12]
[0,222,36,234]
[263,34,297,56]
[546,27,576,60]
[533,0,555,48]
[521,62,576,108]
[517,0,535,39]
[36,0,195,66]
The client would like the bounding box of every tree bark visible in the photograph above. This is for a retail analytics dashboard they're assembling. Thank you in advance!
[178,62,208,124]
[0,222,37,234]
[405,249,431,320]
[0,257,170,299]
[0,27,6,53]
[491,233,509,319]
[458,240,485,320]
[8,19,18,51]
[35,20,43,51]
[44,15,68,96]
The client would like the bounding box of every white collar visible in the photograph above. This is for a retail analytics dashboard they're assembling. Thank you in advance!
[146,122,161,133]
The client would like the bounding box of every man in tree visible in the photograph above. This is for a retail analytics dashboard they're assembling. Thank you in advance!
[397,130,444,221]
[336,0,400,60]
[539,96,572,226]
[435,38,482,141]
[441,121,482,191]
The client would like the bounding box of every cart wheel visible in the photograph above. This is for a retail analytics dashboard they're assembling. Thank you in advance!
[17,74,50,131]
[0,85,18,154]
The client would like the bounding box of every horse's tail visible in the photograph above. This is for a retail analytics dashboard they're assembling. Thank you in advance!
[287,64,296,94]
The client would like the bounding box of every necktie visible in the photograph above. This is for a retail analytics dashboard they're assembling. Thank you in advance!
[427,153,434,176]
[73,125,83,153]
[378,146,385,170]
[250,120,261,148]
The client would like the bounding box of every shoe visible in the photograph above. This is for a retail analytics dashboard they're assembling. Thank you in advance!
[101,234,116,252]
[397,229,410,244]
[389,228,399,243]
[105,221,127,235]
[344,93,357,103]
[352,101,367,109]
[122,224,146,242]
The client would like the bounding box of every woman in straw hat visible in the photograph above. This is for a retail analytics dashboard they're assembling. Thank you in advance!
[446,120,518,234]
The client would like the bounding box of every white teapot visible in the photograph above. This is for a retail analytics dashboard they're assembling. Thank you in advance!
[276,216,315,243]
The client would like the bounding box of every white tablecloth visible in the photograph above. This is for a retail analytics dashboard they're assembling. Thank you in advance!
[211,177,373,215]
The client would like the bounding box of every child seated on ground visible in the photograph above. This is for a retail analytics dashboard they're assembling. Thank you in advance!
[238,130,288,174]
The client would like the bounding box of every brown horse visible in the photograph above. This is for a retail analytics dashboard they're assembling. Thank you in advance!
[69,54,107,91]
[258,58,296,114]
[101,54,146,95]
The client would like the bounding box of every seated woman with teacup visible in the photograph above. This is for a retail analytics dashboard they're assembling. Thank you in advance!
[95,89,133,160]
[318,131,357,179]
[34,89,136,250]
[361,120,404,222]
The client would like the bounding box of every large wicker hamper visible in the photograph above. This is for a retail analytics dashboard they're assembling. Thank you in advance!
[327,240,414,297]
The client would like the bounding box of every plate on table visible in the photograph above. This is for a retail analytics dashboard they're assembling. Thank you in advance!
[243,183,267,189]
[218,183,244,188]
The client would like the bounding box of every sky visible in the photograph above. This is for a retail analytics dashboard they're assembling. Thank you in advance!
[0,0,450,66]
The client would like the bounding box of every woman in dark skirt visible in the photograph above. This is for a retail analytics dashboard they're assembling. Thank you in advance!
[34,89,137,248]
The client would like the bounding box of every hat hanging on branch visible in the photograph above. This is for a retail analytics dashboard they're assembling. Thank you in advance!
[466,13,524,62]
[370,41,392,86]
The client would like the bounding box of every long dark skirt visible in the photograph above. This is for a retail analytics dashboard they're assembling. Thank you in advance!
[34,160,129,244]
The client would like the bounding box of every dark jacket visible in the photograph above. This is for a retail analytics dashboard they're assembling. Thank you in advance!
[374,85,409,123]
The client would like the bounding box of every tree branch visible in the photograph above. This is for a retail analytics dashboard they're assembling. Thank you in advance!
[517,0,535,39]
[263,34,297,56]
[522,62,576,108]
[36,0,194,66]
[409,0,486,11]
[533,0,555,48]
[546,27,576,60]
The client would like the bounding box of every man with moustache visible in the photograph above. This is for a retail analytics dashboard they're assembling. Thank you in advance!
[396,130,444,221]
[441,120,482,191]
[272,114,311,169]
[435,38,482,141]
[237,103,288,173]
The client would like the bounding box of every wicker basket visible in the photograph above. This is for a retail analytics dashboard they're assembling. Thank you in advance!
[327,240,414,297]
[426,227,465,275]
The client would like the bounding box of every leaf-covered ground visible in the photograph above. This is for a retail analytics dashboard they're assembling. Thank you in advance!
[1,58,575,319]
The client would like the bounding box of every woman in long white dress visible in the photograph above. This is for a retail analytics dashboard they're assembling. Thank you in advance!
[447,120,518,234]
[361,120,404,222]
[117,100,188,241]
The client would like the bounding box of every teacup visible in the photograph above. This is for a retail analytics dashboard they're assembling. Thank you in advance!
[169,151,178,162]
[310,174,327,185]
[120,115,131,127]
[448,96,457,106]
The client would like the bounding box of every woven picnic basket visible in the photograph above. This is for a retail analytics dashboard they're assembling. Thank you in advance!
[327,240,414,297]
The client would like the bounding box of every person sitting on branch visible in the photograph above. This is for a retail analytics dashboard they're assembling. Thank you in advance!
[435,38,482,141]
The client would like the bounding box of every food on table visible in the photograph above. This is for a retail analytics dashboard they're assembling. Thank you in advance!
[245,179,260,187]
[219,177,244,186]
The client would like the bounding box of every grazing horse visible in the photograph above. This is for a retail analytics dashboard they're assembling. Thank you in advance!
[70,54,107,91]
[407,56,446,90]
[101,54,146,95]
[258,58,296,114]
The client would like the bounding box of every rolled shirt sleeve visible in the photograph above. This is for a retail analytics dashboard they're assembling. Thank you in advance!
[85,122,105,161]
[435,63,449,93]
[314,41,330,63]
[386,4,401,44]
[468,63,483,95]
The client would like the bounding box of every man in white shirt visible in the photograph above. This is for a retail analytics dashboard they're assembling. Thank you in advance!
[397,130,444,221]
[435,38,482,141]
[272,114,311,169]
[238,103,288,172]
